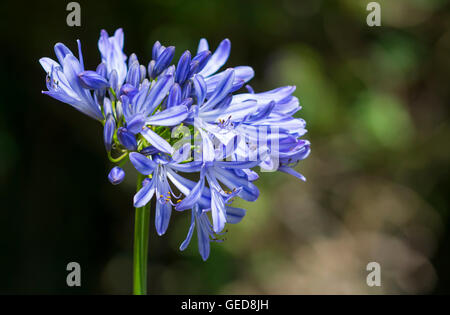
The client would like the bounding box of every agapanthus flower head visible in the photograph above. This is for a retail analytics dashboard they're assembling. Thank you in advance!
[40,28,310,261]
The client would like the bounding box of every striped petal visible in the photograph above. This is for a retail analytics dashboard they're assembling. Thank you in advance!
[199,39,231,77]
[134,178,156,208]
[141,127,173,154]
[146,105,188,126]
[129,152,157,175]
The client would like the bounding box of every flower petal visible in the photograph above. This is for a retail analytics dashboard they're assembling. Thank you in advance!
[193,74,207,106]
[199,39,231,77]
[202,68,234,111]
[129,152,157,175]
[152,46,175,77]
[127,113,146,134]
[39,57,60,73]
[134,178,156,208]
[54,43,73,65]
[144,74,174,115]
[175,51,191,85]
[62,55,103,120]
[141,127,174,154]
[146,105,188,126]
[180,210,195,251]
[126,62,140,88]
[155,201,172,236]
[278,166,307,182]
[211,189,226,233]
[197,38,209,54]
[78,70,110,89]
[176,170,205,211]
[103,114,116,151]
[197,209,211,261]
[213,167,260,202]
[117,127,138,150]
[167,83,181,107]
[225,206,246,224]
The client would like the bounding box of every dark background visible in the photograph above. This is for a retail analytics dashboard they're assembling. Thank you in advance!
[0,0,449,294]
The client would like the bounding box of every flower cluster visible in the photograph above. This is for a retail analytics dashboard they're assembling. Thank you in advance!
[40,28,310,260]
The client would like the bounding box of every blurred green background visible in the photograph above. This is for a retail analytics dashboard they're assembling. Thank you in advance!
[0,0,449,294]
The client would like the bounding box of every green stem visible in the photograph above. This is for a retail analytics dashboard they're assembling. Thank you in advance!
[108,151,128,163]
[133,173,150,295]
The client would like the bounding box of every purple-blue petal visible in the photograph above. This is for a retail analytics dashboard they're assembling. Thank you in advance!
[167,84,181,107]
[78,70,110,90]
[193,74,207,106]
[180,210,195,251]
[129,152,157,175]
[176,172,205,211]
[202,68,234,110]
[146,106,188,126]
[152,46,175,77]
[117,127,137,151]
[141,127,173,154]
[155,201,172,236]
[225,206,246,224]
[126,114,146,134]
[199,38,231,77]
[134,178,155,208]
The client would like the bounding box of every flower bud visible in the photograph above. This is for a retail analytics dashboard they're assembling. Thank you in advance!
[117,127,137,151]
[139,65,147,83]
[103,114,116,151]
[152,41,164,60]
[126,62,140,88]
[175,50,191,85]
[103,97,113,117]
[108,166,125,185]
[147,60,156,80]
[167,84,181,107]
[191,50,211,73]
[128,53,138,69]
[152,46,175,78]
[115,101,123,122]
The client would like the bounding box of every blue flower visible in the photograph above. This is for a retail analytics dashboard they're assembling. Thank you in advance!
[120,73,189,153]
[40,41,103,120]
[40,29,310,261]
[179,204,246,261]
[130,149,202,236]
[98,28,128,86]
[172,159,260,233]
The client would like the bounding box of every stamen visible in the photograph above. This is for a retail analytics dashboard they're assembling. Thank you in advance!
[217,115,233,129]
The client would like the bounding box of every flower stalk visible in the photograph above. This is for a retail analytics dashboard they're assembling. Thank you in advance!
[133,173,151,295]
